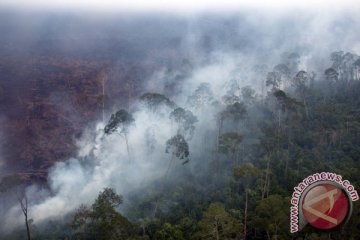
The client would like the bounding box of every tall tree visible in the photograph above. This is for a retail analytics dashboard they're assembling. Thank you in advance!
[273,64,291,89]
[153,134,190,217]
[187,83,216,110]
[140,92,176,113]
[292,70,311,118]
[197,203,242,240]
[104,109,135,160]
[0,174,32,240]
[233,163,260,240]
[165,134,190,165]
[241,86,256,106]
[169,107,198,140]
[218,102,247,137]
[266,72,281,92]
[218,132,243,166]
[325,68,339,83]
[72,188,134,240]
[253,195,290,240]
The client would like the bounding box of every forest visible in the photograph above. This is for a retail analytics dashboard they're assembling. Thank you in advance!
[0,5,360,240]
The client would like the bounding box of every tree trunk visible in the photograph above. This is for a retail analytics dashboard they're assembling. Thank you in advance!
[25,213,31,240]
[153,154,175,217]
[19,197,31,240]
[262,155,271,199]
[303,97,309,119]
[215,220,219,240]
[244,188,248,240]
[124,133,131,162]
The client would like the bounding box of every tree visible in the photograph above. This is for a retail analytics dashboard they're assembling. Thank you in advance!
[324,68,339,83]
[0,174,32,240]
[273,64,291,89]
[253,195,290,240]
[169,107,198,140]
[154,223,184,240]
[223,77,241,105]
[140,92,176,113]
[71,188,134,240]
[197,203,242,240]
[273,90,302,118]
[353,58,360,80]
[286,52,300,74]
[104,109,135,160]
[218,102,247,138]
[218,132,243,166]
[221,102,247,122]
[233,163,260,240]
[292,70,311,117]
[104,109,134,135]
[152,134,190,217]
[187,83,216,110]
[266,72,281,91]
[253,64,268,97]
[145,125,157,154]
[165,134,190,163]
[241,86,256,106]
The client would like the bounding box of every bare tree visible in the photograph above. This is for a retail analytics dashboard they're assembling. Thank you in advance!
[0,174,32,240]
[18,195,31,240]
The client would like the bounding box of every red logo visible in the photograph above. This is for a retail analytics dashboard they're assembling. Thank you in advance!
[301,183,350,230]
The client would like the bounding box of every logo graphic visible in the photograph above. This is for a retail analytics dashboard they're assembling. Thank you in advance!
[290,172,359,233]
[301,183,350,230]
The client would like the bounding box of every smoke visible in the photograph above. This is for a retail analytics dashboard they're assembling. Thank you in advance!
[0,0,358,14]
[1,5,360,232]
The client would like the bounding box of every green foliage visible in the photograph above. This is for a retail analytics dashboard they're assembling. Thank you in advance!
[71,188,134,240]
[253,195,290,239]
[154,223,185,240]
[233,163,261,188]
[273,89,302,112]
[218,132,243,156]
[165,134,189,160]
[197,203,242,240]
[220,102,247,122]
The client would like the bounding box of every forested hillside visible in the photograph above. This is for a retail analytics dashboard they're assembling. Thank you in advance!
[2,49,360,239]
[0,8,360,240]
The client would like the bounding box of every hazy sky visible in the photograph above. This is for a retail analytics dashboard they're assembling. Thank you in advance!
[0,0,358,13]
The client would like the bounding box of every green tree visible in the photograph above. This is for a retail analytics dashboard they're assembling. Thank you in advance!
[233,163,260,240]
[197,203,242,240]
[71,188,134,240]
[154,223,184,240]
[165,134,190,162]
[253,194,290,240]
[218,132,243,166]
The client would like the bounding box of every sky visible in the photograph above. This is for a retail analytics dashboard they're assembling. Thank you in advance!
[0,0,358,13]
